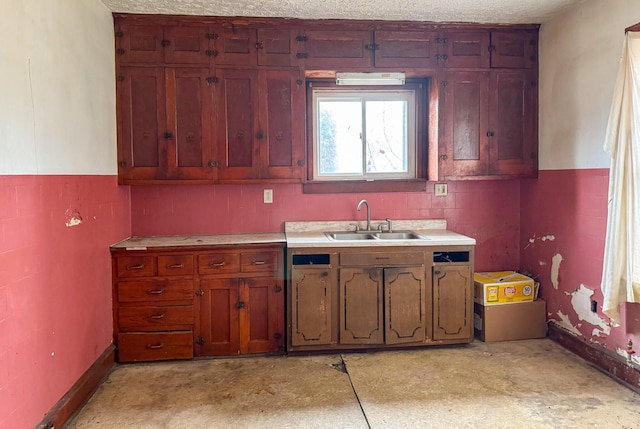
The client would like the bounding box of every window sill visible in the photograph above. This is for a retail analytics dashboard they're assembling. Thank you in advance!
[302,179,427,194]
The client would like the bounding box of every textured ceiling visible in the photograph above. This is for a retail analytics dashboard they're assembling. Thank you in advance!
[100,0,585,24]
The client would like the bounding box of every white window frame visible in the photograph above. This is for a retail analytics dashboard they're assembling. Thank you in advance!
[311,88,417,181]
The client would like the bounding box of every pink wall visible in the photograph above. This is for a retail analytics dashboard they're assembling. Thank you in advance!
[520,169,640,355]
[131,180,521,272]
[0,175,130,429]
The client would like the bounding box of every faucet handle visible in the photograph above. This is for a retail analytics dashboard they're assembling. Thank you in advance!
[385,218,393,233]
[349,223,360,232]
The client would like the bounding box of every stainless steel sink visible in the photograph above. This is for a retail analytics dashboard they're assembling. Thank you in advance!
[325,232,376,240]
[325,231,426,241]
[374,231,424,240]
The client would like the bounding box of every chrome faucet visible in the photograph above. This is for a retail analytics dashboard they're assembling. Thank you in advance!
[357,199,371,231]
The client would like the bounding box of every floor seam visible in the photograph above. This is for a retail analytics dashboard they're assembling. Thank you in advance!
[340,353,372,429]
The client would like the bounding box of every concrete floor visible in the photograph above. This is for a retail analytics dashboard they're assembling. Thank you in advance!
[67,339,640,429]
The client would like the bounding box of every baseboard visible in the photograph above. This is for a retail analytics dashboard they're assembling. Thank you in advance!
[548,322,640,393]
[36,344,116,429]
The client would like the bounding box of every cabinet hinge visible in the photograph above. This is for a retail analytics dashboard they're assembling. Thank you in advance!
[435,37,449,44]
[116,48,125,55]
[486,131,495,137]
[365,43,380,51]
[488,44,496,52]
[206,49,219,57]
[236,301,246,309]
[115,31,124,38]
[255,42,264,49]
[208,160,221,168]
[441,81,448,87]
[206,33,218,40]
[435,54,448,60]
[117,75,125,82]
[161,39,170,47]
[274,333,283,340]
[274,285,282,293]
[295,35,308,42]
[118,161,126,168]
[297,160,305,167]
[206,76,218,84]
[296,52,309,59]
[195,289,204,296]
[196,336,205,345]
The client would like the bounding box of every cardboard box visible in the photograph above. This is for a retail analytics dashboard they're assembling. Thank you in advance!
[474,271,534,305]
[474,299,547,342]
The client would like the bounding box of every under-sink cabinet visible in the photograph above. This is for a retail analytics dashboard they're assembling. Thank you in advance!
[111,239,285,362]
[287,245,474,353]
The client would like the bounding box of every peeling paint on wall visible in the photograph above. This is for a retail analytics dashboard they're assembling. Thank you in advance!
[539,261,547,266]
[64,209,83,227]
[551,253,563,289]
[556,310,582,336]
[567,284,611,336]
[525,234,556,249]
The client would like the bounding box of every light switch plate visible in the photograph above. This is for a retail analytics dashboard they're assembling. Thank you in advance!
[434,183,447,196]
[263,189,273,204]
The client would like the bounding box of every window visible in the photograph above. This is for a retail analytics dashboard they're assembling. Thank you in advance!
[306,81,427,191]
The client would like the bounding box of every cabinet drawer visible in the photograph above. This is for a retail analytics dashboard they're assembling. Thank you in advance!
[157,255,194,276]
[118,305,194,331]
[116,256,154,277]
[340,252,425,266]
[117,279,193,303]
[241,251,277,273]
[198,253,240,274]
[117,332,193,362]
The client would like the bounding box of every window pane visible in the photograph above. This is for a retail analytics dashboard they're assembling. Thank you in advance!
[318,101,362,175]
[365,100,408,173]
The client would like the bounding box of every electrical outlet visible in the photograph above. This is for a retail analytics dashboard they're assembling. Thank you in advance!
[263,189,273,204]
[591,300,598,313]
[434,183,447,196]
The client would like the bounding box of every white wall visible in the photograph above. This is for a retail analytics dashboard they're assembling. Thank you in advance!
[0,0,116,175]
[539,0,640,170]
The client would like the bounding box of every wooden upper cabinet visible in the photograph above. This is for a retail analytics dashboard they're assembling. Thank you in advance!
[215,68,260,181]
[295,30,373,68]
[215,26,258,66]
[490,31,538,69]
[257,28,293,66]
[117,66,166,182]
[440,31,490,69]
[374,30,439,68]
[439,71,490,179]
[117,66,215,183]
[116,23,213,65]
[259,70,305,180]
[488,70,538,177]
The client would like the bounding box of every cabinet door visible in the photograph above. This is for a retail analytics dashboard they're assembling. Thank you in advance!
[116,24,164,64]
[439,71,490,178]
[432,265,472,340]
[164,68,215,180]
[117,66,166,182]
[239,277,283,353]
[257,28,293,67]
[296,30,373,68]
[441,31,490,69]
[488,70,537,177]
[215,68,260,180]
[290,268,333,346]
[258,70,305,180]
[490,31,538,69]
[374,30,438,68]
[340,268,384,345]
[164,25,212,64]
[216,26,257,66]
[384,267,426,344]
[198,278,240,356]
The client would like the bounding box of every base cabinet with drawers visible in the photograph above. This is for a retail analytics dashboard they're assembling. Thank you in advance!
[111,242,285,362]
[287,246,474,352]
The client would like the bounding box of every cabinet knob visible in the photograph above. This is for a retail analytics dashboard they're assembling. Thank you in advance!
[440,155,448,161]
[487,131,495,137]
[164,132,173,139]
[206,49,218,57]
[256,132,264,140]
[195,289,204,296]
[236,301,246,309]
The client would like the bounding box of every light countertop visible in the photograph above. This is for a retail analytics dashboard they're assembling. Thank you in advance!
[111,233,286,250]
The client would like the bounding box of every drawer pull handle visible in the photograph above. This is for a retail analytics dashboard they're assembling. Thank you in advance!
[146,289,165,295]
[252,260,266,265]
[166,263,184,269]
[375,257,390,260]
[146,343,164,349]
[209,261,225,267]
[127,264,145,270]
[149,314,165,319]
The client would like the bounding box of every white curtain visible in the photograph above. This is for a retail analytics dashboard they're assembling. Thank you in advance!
[601,31,640,326]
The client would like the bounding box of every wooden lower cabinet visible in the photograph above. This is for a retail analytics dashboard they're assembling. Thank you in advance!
[385,267,426,344]
[432,264,472,340]
[290,267,335,347]
[117,332,193,362]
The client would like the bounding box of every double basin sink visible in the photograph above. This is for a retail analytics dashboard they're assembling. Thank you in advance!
[325,231,426,241]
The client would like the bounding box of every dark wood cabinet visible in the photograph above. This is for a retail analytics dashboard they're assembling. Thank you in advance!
[118,66,215,183]
[257,28,294,67]
[374,30,439,69]
[432,264,472,341]
[439,69,537,179]
[294,30,373,68]
[440,31,490,69]
[488,70,538,176]
[196,246,284,356]
[385,267,426,344]
[490,31,538,69]
[290,266,335,347]
[340,268,384,344]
